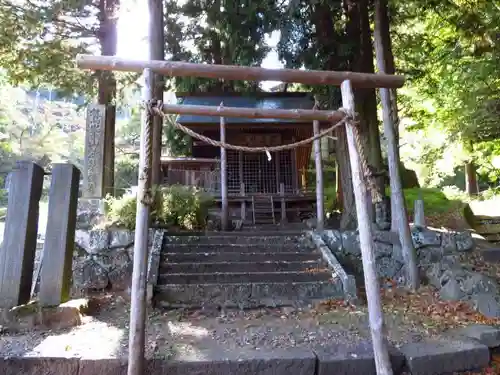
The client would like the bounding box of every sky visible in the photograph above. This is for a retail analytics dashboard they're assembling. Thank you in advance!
[116,0,283,91]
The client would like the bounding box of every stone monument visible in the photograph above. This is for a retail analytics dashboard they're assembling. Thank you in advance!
[77,104,107,229]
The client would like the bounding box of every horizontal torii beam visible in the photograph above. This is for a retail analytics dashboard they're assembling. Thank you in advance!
[161,103,346,122]
[76,55,405,89]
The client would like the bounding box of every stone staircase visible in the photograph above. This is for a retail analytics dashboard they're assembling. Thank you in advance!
[154,231,344,309]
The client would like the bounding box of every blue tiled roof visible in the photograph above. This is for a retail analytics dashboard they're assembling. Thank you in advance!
[177,95,315,124]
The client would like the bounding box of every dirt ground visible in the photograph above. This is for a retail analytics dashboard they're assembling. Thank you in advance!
[0,284,497,358]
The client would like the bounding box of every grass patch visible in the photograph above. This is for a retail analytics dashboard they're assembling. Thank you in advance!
[0,207,6,220]
[401,187,465,216]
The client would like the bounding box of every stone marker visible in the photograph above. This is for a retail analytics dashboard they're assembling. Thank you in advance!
[39,164,80,306]
[83,104,106,198]
[400,339,490,375]
[414,198,425,227]
[0,161,44,308]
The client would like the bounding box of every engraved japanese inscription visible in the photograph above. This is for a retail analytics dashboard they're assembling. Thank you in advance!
[84,104,106,197]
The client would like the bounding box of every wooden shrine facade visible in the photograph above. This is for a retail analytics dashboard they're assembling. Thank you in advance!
[163,92,327,223]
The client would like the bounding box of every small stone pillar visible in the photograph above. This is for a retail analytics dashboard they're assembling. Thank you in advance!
[0,161,44,307]
[39,164,80,306]
[414,198,426,227]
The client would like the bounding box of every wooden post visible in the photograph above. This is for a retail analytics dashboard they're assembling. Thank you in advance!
[341,80,393,375]
[127,69,154,375]
[238,151,243,187]
[374,7,419,291]
[335,159,343,210]
[161,103,345,123]
[240,182,246,222]
[220,108,228,231]
[275,151,280,193]
[77,54,406,89]
[39,164,80,306]
[301,167,307,191]
[280,182,287,224]
[0,161,44,308]
[291,140,298,193]
[149,0,165,186]
[313,120,324,231]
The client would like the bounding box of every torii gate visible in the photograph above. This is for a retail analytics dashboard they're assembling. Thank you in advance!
[76,54,417,375]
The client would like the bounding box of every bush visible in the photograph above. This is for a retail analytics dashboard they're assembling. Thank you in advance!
[104,185,214,230]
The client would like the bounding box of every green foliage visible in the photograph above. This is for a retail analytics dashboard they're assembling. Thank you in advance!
[394,0,500,189]
[104,185,214,230]
[0,82,85,170]
[401,187,464,216]
[324,185,338,213]
[114,158,139,196]
[164,0,281,92]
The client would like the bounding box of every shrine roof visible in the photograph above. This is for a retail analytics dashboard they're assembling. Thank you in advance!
[176,92,315,124]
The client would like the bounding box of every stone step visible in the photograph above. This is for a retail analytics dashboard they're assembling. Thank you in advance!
[162,252,321,263]
[163,233,307,246]
[160,260,323,274]
[161,243,313,253]
[155,280,343,309]
[480,248,500,262]
[157,270,332,285]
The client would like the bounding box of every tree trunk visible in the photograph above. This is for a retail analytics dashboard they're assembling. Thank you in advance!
[149,0,165,186]
[374,0,400,230]
[345,0,388,229]
[375,0,420,291]
[465,162,479,196]
[312,1,357,229]
[97,0,119,196]
[359,0,388,229]
[336,126,357,230]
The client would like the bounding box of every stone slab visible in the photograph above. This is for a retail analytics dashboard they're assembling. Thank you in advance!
[40,164,80,306]
[480,248,500,263]
[400,339,490,375]
[449,324,500,348]
[314,340,405,375]
[148,231,164,281]
[0,161,44,307]
[161,348,317,375]
[156,280,343,309]
[79,348,316,375]
[310,231,358,302]
[0,357,79,375]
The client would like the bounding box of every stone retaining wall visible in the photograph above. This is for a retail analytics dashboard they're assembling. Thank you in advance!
[323,226,500,318]
[33,229,164,297]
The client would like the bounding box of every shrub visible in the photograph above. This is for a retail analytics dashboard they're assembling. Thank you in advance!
[104,185,214,230]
